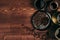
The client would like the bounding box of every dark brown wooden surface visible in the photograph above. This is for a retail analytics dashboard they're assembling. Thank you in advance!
[0,0,60,40]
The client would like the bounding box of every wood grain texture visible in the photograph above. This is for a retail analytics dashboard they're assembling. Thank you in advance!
[0,0,59,40]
